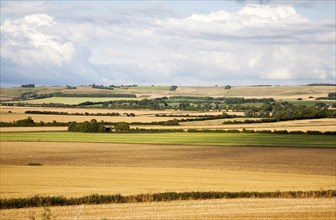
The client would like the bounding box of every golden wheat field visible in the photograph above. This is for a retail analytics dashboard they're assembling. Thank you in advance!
[0,113,182,123]
[1,142,335,175]
[2,85,334,100]
[0,126,68,132]
[132,117,336,132]
[0,106,240,123]
[3,165,334,198]
[1,198,335,220]
[0,106,227,116]
[1,142,335,199]
[166,86,334,99]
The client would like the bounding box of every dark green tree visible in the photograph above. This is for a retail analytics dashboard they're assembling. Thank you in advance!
[114,122,130,133]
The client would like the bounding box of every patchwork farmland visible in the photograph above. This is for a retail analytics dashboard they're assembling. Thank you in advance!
[0,85,335,219]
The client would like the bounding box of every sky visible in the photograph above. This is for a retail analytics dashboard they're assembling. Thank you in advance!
[1,0,335,87]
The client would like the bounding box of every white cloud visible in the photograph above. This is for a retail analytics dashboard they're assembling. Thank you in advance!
[1,14,75,66]
[1,3,335,86]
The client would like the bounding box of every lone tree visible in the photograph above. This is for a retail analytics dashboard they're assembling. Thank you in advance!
[169,85,178,91]
[224,85,231,90]
[114,122,130,133]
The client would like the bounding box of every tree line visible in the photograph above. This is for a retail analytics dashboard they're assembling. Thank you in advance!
[68,120,131,133]
[14,92,136,100]
[0,117,68,127]
[25,110,123,116]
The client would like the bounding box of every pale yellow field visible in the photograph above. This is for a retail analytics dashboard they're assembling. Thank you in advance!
[7,97,141,104]
[1,198,335,220]
[0,112,182,123]
[2,85,334,101]
[0,127,67,132]
[169,86,335,99]
[0,106,226,116]
[1,106,334,131]
[132,118,336,132]
[1,165,334,199]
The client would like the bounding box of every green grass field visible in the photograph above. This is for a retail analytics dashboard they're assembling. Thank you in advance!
[1,132,335,147]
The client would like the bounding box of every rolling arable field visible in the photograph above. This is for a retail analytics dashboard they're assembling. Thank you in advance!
[0,85,335,219]
[1,85,335,101]
[1,198,335,220]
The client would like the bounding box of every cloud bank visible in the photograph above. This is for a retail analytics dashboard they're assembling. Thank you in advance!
[1,2,335,86]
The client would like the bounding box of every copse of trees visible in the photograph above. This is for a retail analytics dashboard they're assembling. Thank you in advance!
[68,119,105,133]
[21,84,35,88]
[92,84,114,90]
[162,119,180,126]
[66,85,76,89]
[271,102,334,121]
[328,92,336,100]
[0,117,68,127]
[114,122,130,133]
[169,85,178,91]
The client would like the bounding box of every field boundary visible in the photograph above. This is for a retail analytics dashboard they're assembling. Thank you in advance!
[1,190,335,209]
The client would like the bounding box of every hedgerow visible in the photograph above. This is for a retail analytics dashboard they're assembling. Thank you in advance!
[1,190,334,209]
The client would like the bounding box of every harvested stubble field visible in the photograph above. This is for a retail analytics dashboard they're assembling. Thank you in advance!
[1,132,335,147]
[0,106,237,123]
[170,118,336,132]
[0,106,229,117]
[0,127,68,132]
[1,198,335,220]
[1,141,335,199]
[7,97,141,104]
[1,142,335,175]
[0,112,182,123]
[2,85,334,101]
[163,85,334,99]
[3,165,334,198]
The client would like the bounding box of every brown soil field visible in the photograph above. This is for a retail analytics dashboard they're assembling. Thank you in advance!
[1,142,335,175]
[1,198,335,220]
